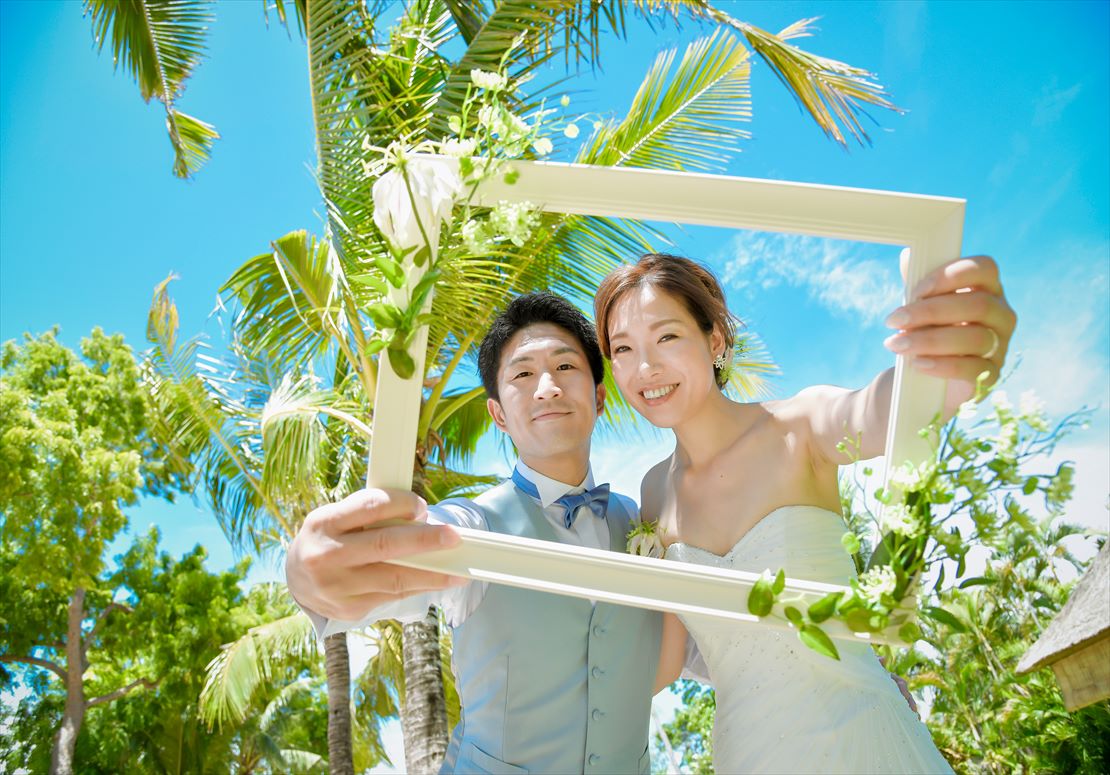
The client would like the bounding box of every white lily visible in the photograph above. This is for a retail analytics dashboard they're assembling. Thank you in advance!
[372,155,463,252]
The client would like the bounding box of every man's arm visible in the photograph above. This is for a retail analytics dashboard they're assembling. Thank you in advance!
[806,255,1016,466]
[285,488,466,628]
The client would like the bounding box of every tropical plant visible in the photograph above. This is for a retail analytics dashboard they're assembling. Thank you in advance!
[92,1,899,770]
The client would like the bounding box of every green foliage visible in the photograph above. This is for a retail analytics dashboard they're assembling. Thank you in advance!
[656,680,715,775]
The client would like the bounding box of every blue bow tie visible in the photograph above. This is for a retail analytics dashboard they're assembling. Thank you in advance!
[511,469,611,529]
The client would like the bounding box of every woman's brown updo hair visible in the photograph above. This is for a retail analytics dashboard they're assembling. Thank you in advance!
[594,253,738,388]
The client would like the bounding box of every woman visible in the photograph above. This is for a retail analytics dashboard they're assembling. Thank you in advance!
[594,253,1014,773]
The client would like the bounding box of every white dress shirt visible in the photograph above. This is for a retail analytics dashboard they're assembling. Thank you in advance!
[309,460,613,638]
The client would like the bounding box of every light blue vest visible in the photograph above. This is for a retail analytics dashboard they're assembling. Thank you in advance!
[441,480,663,774]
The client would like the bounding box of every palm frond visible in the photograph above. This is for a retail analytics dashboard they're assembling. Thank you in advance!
[222,230,354,372]
[84,0,218,176]
[199,611,317,727]
[654,3,899,145]
[578,29,751,172]
[422,462,499,504]
[726,329,778,400]
[265,0,307,39]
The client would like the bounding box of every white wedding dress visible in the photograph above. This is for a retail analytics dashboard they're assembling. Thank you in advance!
[665,505,953,774]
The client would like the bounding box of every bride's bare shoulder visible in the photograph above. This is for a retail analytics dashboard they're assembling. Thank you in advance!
[640,454,674,519]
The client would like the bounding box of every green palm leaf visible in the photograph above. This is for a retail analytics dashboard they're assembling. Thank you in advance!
[84,0,218,176]
[578,29,751,172]
[200,607,317,727]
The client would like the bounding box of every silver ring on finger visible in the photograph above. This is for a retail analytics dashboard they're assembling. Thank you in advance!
[983,327,1000,359]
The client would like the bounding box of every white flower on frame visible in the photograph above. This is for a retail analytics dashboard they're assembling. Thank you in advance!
[1019,389,1049,431]
[858,566,898,606]
[470,69,507,91]
[532,137,553,156]
[563,123,580,139]
[879,503,920,537]
[440,137,477,158]
[372,156,463,252]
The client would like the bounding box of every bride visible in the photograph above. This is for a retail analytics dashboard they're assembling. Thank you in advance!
[594,253,1014,773]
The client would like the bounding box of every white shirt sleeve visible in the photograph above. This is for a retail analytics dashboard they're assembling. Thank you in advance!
[306,500,489,640]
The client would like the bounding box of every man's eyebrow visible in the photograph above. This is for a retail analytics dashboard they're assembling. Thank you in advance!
[506,346,582,367]
[609,318,685,340]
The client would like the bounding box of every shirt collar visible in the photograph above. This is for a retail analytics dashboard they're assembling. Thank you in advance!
[513,459,594,509]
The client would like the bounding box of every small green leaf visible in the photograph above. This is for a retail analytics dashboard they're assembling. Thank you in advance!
[367,303,404,330]
[772,569,785,595]
[1022,476,1038,495]
[841,531,861,556]
[410,270,443,311]
[799,624,840,660]
[364,339,387,356]
[386,346,415,380]
[448,116,462,134]
[932,563,946,592]
[412,245,431,268]
[349,273,389,295]
[897,621,923,643]
[503,168,520,185]
[784,606,803,627]
[459,156,474,177]
[959,576,996,589]
[747,577,774,617]
[925,606,967,633]
[374,256,405,288]
[807,592,843,624]
[845,608,873,633]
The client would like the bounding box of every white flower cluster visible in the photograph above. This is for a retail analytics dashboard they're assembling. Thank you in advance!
[857,565,898,606]
[470,69,507,92]
[489,200,540,247]
[879,502,921,537]
[440,137,477,158]
[1019,389,1049,432]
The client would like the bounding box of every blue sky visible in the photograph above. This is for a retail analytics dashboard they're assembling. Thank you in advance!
[2,1,1107,768]
[2,0,1107,583]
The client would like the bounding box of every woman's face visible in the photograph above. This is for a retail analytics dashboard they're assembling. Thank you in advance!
[607,283,723,429]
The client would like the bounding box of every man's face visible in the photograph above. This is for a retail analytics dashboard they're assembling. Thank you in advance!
[487,322,605,472]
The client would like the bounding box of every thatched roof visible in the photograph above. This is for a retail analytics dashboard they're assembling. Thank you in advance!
[1018,542,1110,673]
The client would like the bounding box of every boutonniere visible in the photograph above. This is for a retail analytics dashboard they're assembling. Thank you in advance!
[626,518,666,559]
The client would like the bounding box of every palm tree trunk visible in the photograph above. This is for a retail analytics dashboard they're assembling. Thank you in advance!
[401,607,449,773]
[323,631,354,775]
[50,587,86,775]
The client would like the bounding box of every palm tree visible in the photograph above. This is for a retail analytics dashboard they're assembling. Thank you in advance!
[102,1,897,771]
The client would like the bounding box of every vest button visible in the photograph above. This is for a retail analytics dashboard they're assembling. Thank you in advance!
[592,625,606,637]
[589,754,601,765]
[591,666,604,678]
[592,708,603,721]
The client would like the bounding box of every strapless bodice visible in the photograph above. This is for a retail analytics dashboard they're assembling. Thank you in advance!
[665,506,952,774]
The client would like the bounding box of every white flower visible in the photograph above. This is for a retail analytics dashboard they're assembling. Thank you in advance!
[563,123,579,139]
[1019,389,1049,431]
[470,69,507,91]
[489,200,539,247]
[879,503,920,537]
[956,399,979,422]
[858,566,898,606]
[626,519,665,559]
[461,219,490,254]
[991,390,1012,414]
[440,137,477,158]
[532,137,553,156]
[372,156,463,251]
[560,94,571,107]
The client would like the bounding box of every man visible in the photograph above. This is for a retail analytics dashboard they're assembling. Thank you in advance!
[289,292,662,774]
[287,258,1016,773]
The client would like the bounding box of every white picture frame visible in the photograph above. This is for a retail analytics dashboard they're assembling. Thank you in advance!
[388,158,965,644]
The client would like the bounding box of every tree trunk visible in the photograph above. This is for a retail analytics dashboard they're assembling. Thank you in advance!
[323,631,354,775]
[401,607,449,773]
[50,587,86,775]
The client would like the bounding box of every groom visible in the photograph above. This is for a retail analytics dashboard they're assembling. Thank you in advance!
[286,256,1016,773]
[288,291,663,773]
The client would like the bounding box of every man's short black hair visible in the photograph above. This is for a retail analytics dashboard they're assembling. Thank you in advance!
[478,292,605,401]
